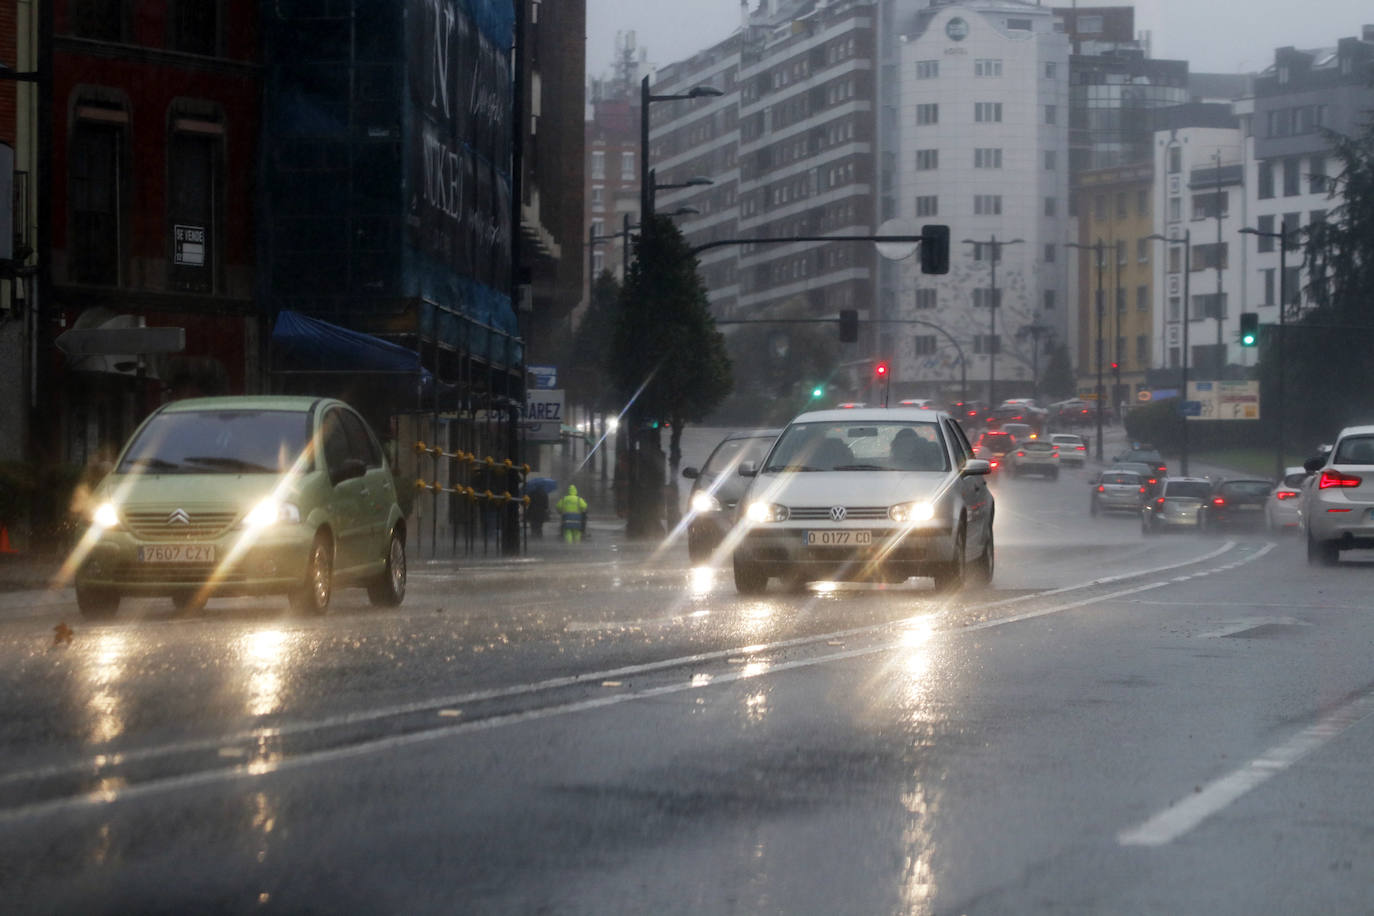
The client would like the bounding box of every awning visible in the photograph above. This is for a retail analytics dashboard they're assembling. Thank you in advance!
[270,310,455,403]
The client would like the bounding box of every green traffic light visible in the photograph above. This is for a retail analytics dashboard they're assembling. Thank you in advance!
[811,386,824,398]
[1241,332,1256,346]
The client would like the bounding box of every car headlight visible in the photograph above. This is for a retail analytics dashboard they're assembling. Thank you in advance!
[691,491,722,514]
[92,502,121,530]
[745,501,789,523]
[889,501,936,524]
[243,499,302,529]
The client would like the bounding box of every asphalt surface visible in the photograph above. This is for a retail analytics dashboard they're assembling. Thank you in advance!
[3,426,1372,914]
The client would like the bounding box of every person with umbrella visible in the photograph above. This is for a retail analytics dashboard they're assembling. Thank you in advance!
[525,477,553,539]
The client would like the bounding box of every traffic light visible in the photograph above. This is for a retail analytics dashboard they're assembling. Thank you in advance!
[920,224,950,275]
[875,361,888,379]
[810,384,825,399]
[1239,311,1259,347]
[839,308,858,343]
[1111,361,1121,388]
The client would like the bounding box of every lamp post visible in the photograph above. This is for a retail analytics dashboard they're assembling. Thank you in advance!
[962,235,1022,409]
[1066,240,1107,461]
[1146,231,1191,475]
[1240,223,1289,480]
[640,76,723,231]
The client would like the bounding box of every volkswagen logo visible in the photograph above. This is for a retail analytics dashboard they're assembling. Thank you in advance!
[167,508,191,526]
[829,506,847,522]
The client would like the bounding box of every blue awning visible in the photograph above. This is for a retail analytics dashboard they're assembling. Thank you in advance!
[272,310,424,375]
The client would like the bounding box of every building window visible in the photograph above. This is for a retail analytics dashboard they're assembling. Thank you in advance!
[169,0,219,55]
[1168,247,1181,273]
[1093,195,1106,220]
[1044,62,1057,79]
[1116,240,1126,266]
[974,148,1002,169]
[1044,196,1057,217]
[916,195,938,216]
[1262,269,1275,305]
[1283,266,1302,307]
[1258,161,1274,199]
[916,60,939,79]
[1044,150,1056,170]
[70,0,127,41]
[1168,146,1182,174]
[1136,284,1149,311]
[1283,157,1300,196]
[1116,287,1126,312]
[1168,197,1181,222]
[914,335,937,355]
[592,250,604,274]
[620,151,635,179]
[1136,335,1148,362]
[974,59,1003,77]
[168,114,223,293]
[69,110,127,285]
[1256,214,1275,252]
[1192,243,1228,271]
[973,288,1003,309]
[916,148,939,170]
[1192,292,1227,319]
[1137,238,1148,263]
[973,194,1002,216]
[1137,189,1149,217]
[1310,208,1327,226]
[974,102,1002,123]
[1044,104,1057,125]
[1116,192,1127,219]
[591,151,605,179]
[1044,243,1055,263]
[974,334,1001,355]
[591,187,604,211]
[915,288,936,310]
[1043,289,1056,311]
[1168,296,1181,321]
[916,104,939,124]
[1078,14,1104,33]
[1282,212,1301,246]
[1192,191,1228,220]
[1309,156,1327,194]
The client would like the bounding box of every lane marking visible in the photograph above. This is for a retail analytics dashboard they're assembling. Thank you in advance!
[1194,617,1311,639]
[1119,686,1374,847]
[0,541,1247,791]
[0,544,1275,822]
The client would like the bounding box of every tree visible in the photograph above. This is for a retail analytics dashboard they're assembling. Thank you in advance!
[1039,344,1076,402]
[609,216,733,534]
[714,300,841,426]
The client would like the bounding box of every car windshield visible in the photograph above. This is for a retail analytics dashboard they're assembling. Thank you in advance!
[1334,435,1374,464]
[1282,472,1308,488]
[1052,435,1082,445]
[1165,481,1213,500]
[701,435,775,477]
[116,410,313,475]
[764,420,948,472]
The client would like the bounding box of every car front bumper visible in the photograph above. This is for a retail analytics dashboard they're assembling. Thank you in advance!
[735,524,956,577]
[75,528,315,596]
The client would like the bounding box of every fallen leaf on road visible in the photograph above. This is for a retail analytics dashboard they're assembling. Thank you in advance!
[52,623,74,646]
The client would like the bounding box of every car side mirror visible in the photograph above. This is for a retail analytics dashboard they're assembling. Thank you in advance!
[963,458,991,476]
[682,467,700,480]
[739,461,758,478]
[1303,456,1325,474]
[332,457,367,484]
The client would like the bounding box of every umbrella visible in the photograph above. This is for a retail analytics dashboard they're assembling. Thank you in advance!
[525,477,558,495]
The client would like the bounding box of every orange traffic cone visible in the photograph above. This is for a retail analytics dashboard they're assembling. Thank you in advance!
[0,526,15,554]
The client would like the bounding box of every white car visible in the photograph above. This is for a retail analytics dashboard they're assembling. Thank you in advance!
[1049,433,1088,466]
[1265,467,1308,532]
[1301,426,1374,565]
[732,408,994,593]
[1008,440,1060,479]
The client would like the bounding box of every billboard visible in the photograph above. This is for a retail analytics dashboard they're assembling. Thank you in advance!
[1187,380,1260,420]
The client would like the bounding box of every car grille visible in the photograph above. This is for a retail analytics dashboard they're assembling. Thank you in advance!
[124,510,239,540]
[787,506,890,521]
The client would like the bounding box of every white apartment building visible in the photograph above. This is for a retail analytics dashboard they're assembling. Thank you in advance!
[890,0,1070,402]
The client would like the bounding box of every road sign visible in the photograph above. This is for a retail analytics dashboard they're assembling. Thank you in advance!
[1136,390,1152,402]
[1186,380,1259,420]
[526,365,557,389]
[522,389,565,442]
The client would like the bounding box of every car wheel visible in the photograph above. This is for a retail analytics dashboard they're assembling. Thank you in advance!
[931,523,967,593]
[1307,530,1340,567]
[971,526,994,586]
[171,591,206,614]
[290,533,334,615]
[367,529,407,607]
[732,556,768,594]
[76,586,119,620]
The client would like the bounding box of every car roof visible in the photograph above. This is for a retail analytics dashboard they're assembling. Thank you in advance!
[1163,476,1211,484]
[788,408,947,423]
[720,428,782,440]
[1102,469,1141,477]
[1336,426,1374,438]
[158,395,329,413]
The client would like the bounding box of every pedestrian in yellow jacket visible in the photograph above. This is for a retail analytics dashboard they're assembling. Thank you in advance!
[555,485,588,543]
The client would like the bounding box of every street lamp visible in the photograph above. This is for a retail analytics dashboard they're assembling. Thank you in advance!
[1146,231,1191,475]
[640,76,723,230]
[962,236,1023,410]
[647,171,713,221]
[1066,239,1108,461]
[1240,224,1290,480]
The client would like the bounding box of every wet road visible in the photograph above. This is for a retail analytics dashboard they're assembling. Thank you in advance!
[3,462,1374,913]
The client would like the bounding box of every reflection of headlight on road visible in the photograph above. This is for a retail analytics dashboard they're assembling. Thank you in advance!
[746,501,789,523]
[889,501,935,524]
[92,502,121,530]
[243,500,302,529]
[691,491,721,513]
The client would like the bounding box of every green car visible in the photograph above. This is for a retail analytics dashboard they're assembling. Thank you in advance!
[74,396,407,618]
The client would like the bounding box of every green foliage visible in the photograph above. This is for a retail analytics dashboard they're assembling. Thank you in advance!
[609,217,733,428]
[1039,344,1076,402]
[1124,398,1184,452]
[713,314,841,426]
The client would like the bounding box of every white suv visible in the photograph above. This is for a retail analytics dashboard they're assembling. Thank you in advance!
[1301,425,1374,565]
[732,408,994,593]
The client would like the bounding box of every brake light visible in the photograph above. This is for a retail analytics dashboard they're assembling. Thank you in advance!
[990,459,999,469]
[1076,445,1086,451]
[1275,490,1299,500]
[1211,496,1226,506]
[1017,451,1026,457]
[1147,478,1158,486]
[1155,497,1165,507]
[1319,470,1362,489]
[1139,486,1147,493]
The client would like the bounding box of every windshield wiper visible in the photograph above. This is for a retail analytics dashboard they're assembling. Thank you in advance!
[833,464,886,471]
[121,457,183,473]
[182,456,278,473]
[764,464,821,472]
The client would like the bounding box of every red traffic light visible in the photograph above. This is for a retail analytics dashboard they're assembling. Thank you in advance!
[1110,361,1120,370]
[875,362,888,377]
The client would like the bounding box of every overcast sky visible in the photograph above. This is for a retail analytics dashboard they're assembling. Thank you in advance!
[586,1,1374,79]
